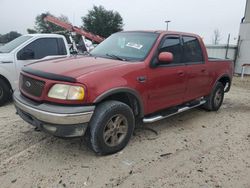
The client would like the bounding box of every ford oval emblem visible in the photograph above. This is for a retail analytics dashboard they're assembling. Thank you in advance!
[25,81,31,88]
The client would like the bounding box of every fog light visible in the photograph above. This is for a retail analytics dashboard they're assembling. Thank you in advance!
[66,127,85,137]
[43,125,57,133]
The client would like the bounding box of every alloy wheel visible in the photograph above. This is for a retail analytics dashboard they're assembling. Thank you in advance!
[214,89,222,107]
[103,114,129,147]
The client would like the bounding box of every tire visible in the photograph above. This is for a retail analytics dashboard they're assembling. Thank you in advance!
[87,100,135,155]
[202,82,224,111]
[0,79,11,106]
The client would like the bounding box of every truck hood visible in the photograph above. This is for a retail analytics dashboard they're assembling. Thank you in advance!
[26,56,127,79]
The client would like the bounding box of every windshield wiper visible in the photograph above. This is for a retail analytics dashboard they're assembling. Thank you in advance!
[106,53,127,61]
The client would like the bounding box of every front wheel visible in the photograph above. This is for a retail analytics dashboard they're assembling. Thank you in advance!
[203,82,224,111]
[0,79,11,106]
[87,101,135,155]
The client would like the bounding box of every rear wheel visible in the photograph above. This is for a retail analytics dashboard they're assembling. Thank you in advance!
[87,100,135,155]
[0,79,11,106]
[203,82,224,111]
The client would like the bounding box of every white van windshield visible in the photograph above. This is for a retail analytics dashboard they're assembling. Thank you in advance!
[0,36,32,53]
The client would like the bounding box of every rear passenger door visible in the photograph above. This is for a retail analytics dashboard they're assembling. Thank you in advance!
[182,36,210,101]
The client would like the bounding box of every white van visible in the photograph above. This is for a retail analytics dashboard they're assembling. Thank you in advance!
[0,34,70,106]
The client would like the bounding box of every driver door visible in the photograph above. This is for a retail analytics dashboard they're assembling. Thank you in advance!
[146,35,188,114]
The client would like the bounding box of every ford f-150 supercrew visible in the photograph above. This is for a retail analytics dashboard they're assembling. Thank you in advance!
[13,31,233,155]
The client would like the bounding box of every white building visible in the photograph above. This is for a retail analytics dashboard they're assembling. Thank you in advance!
[235,0,250,74]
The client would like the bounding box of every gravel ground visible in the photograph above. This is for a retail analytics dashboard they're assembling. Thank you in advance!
[0,76,250,188]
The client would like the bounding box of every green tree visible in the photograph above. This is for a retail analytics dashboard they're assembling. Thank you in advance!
[82,6,124,38]
[26,28,37,34]
[0,31,21,43]
[27,12,70,35]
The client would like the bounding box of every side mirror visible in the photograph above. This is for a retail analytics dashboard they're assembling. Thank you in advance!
[158,52,173,64]
[18,49,34,60]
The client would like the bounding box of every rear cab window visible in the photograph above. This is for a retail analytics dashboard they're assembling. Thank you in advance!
[57,38,67,55]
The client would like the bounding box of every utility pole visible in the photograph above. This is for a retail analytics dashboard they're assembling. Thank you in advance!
[165,20,171,31]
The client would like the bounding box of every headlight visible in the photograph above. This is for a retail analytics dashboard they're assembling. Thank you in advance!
[48,84,85,100]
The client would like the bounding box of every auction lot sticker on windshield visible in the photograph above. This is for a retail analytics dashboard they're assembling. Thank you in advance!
[126,42,143,50]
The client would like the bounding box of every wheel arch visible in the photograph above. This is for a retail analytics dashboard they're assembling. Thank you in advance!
[0,74,12,91]
[216,74,232,92]
[94,87,144,118]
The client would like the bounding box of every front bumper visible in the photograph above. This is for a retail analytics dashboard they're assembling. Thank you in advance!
[13,90,95,137]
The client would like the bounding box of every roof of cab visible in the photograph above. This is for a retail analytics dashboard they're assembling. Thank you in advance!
[23,33,65,38]
[120,30,201,39]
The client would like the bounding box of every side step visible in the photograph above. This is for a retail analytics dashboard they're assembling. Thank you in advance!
[143,99,206,123]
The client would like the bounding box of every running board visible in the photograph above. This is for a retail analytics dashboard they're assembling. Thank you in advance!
[143,99,206,123]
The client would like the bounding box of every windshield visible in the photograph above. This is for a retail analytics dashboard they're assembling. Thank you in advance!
[0,36,32,53]
[91,32,159,61]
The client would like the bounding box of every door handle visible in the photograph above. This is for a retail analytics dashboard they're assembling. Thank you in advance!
[201,69,206,73]
[1,61,13,64]
[137,76,147,83]
[177,71,184,76]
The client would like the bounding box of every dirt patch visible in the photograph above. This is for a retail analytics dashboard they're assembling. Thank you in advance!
[0,76,250,188]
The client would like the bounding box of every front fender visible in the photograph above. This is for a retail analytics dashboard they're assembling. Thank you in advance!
[94,87,145,117]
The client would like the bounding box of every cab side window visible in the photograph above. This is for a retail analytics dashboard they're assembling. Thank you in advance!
[182,36,203,63]
[17,38,66,60]
[57,38,67,55]
[159,36,182,64]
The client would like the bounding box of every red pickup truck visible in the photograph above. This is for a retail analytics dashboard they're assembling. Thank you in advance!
[13,31,233,155]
